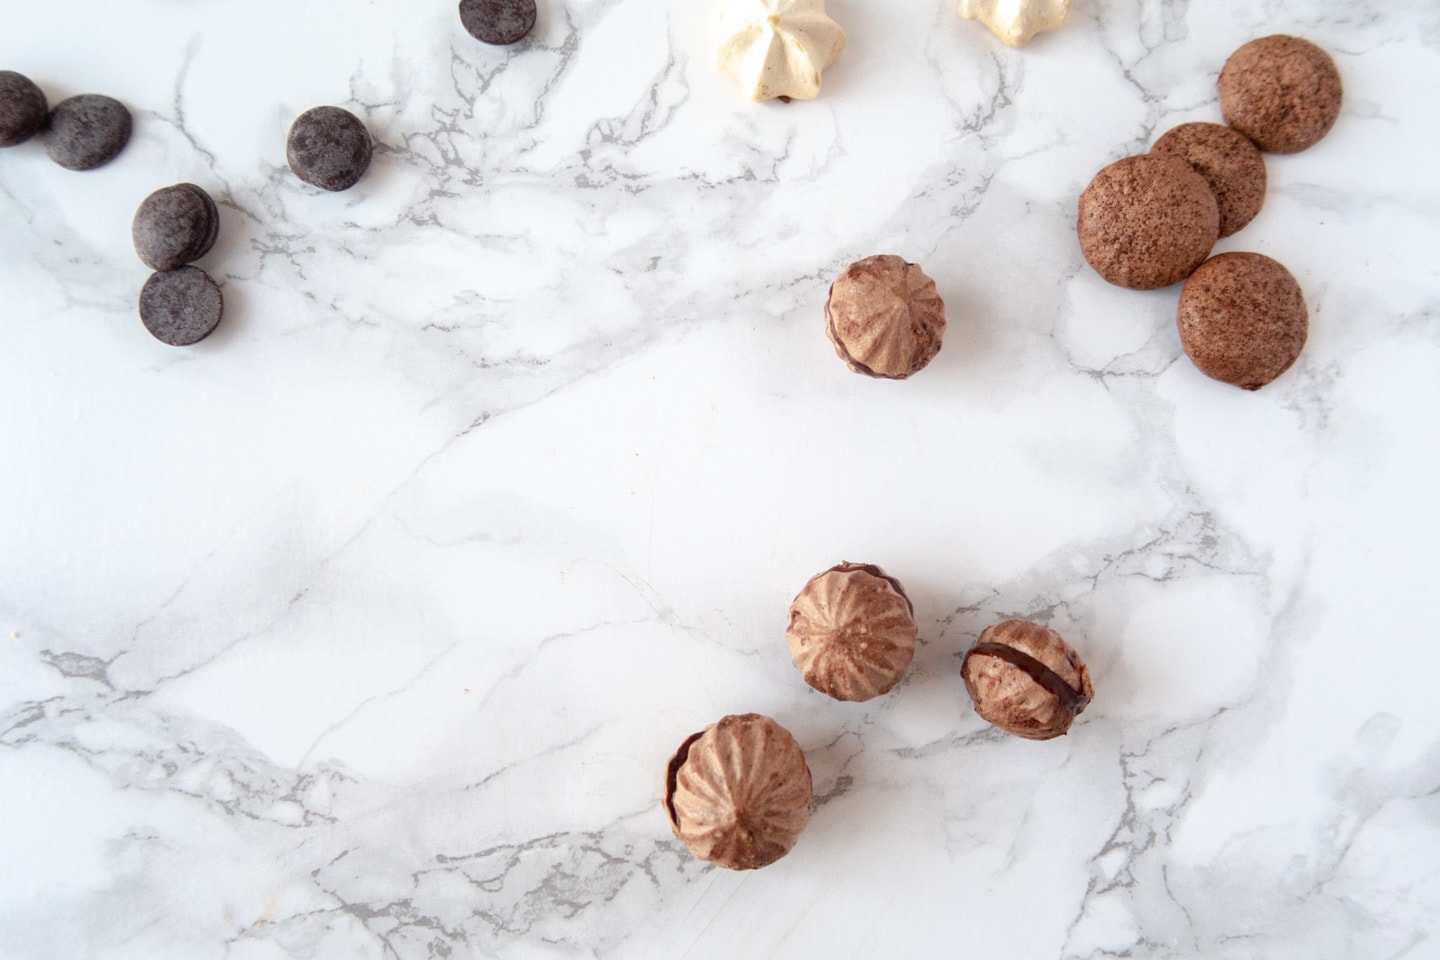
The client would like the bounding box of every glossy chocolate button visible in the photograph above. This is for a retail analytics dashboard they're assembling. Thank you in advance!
[459,0,537,45]
[286,106,372,192]
[0,70,48,147]
[45,94,131,170]
[132,183,220,271]
[139,266,225,346]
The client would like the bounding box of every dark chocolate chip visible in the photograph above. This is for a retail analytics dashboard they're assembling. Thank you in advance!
[459,0,537,45]
[132,183,220,271]
[286,106,372,192]
[139,266,224,346]
[44,94,132,170]
[190,185,220,262]
[0,70,48,147]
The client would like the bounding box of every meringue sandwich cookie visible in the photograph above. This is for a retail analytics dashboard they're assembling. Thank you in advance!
[824,255,946,379]
[717,0,845,102]
[786,562,917,702]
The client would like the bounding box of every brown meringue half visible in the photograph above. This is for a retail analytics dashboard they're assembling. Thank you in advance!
[663,713,813,870]
[824,255,946,379]
[786,562,917,701]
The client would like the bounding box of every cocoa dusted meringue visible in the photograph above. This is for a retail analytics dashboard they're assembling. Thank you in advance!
[957,0,1071,48]
[716,0,846,102]
[787,563,917,702]
[664,714,813,870]
[824,255,946,379]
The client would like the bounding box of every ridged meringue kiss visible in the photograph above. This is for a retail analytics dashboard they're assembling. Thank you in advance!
[663,714,813,869]
[824,255,946,379]
[958,0,1071,48]
[786,562,918,701]
[716,0,846,102]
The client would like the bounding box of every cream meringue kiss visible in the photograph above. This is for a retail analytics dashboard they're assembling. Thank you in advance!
[716,0,846,102]
[958,0,1071,47]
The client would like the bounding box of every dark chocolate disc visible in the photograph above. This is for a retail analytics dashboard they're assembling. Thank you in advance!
[286,106,372,192]
[459,0,537,46]
[132,183,220,271]
[44,94,132,170]
[0,70,48,147]
[139,266,225,346]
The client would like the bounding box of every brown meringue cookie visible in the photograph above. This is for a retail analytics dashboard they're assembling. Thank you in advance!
[663,713,812,870]
[1077,154,1220,290]
[824,255,946,379]
[1219,35,1342,154]
[786,562,917,702]
[1177,252,1307,390]
[961,619,1093,740]
[1152,122,1267,238]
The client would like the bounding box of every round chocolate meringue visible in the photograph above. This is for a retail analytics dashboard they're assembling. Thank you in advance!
[663,713,812,870]
[786,562,917,701]
[824,255,946,379]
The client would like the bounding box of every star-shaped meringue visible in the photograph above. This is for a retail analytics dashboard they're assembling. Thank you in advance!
[716,0,846,102]
[958,0,1071,47]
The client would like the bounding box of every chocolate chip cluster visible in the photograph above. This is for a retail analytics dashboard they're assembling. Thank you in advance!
[1,71,132,169]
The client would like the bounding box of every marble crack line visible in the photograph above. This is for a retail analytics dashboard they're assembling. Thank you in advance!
[521,5,584,132]
[161,35,220,172]
[962,51,1016,137]
[297,638,464,768]
[39,648,119,689]
[889,725,1007,761]
[449,614,660,728]
[110,531,239,683]
[461,724,605,796]
[0,697,59,742]
[580,39,689,156]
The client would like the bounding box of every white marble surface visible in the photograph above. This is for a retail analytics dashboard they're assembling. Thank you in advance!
[3,1,1439,957]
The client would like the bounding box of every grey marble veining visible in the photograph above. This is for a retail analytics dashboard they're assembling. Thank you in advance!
[3,1,1440,957]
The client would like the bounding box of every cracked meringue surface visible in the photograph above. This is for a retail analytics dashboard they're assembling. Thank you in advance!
[958,0,1071,47]
[716,0,846,101]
